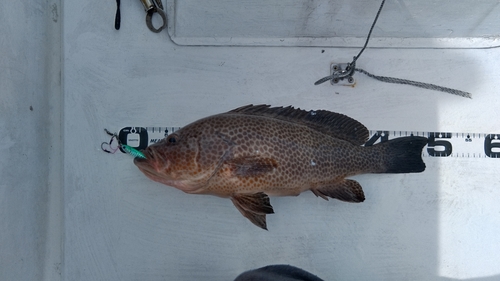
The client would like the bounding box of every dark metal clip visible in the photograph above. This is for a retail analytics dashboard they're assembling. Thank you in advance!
[314,57,356,85]
[141,0,167,33]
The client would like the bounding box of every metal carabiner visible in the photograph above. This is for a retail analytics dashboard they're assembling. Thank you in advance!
[140,0,167,33]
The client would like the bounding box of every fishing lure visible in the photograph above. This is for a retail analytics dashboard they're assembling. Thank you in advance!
[120,144,146,159]
[102,129,146,159]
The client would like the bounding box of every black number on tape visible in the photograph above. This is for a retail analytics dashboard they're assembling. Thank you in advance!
[427,132,452,157]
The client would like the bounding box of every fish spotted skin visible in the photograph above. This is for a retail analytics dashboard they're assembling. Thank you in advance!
[134,105,427,229]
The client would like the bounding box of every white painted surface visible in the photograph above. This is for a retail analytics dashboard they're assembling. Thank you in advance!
[0,0,62,280]
[1,0,500,280]
[168,0,500,48]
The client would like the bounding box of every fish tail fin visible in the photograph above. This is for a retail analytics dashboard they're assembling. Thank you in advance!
[373,136,428,173]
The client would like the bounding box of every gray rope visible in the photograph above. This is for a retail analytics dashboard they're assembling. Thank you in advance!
[355,68,472,99]
[314,0,472,99]
[352,0,386,65]
[314,0,385,86]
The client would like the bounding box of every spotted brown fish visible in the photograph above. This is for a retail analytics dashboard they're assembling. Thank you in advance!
[134,105,427,229]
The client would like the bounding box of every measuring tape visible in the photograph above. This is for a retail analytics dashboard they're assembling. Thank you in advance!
[115,127,500,159]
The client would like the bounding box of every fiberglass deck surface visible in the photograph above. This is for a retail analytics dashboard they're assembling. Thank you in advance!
[1,0,500,280]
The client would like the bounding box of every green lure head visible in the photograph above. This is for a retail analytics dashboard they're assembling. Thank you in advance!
[121,144,146,159]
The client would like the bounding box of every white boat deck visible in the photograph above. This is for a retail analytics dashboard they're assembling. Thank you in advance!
[1,1,500,280]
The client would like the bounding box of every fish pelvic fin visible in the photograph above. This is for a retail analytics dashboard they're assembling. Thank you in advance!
[374,136,428,173]
[311,179,365,203]
[231,192,274,230]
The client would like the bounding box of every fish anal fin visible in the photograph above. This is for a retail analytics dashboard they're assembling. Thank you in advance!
[231,192,274,230]
[310,188,329,201]
[311,179,365,203]
[227,156,278,177]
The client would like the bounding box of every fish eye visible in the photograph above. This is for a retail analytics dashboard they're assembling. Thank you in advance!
[167,135,178,144]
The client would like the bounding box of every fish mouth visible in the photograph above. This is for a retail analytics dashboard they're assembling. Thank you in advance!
[133,148,206,193]
[133,155,149,166]
[133,149,159,175]
[134,156,165,183]
[133,149,174,184]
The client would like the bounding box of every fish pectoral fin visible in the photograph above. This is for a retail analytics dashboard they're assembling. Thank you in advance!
[226,156,278,177]
[231,192,274,230]
[311,179,365,203]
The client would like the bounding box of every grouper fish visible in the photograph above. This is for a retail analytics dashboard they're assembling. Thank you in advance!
[134,105,427,229]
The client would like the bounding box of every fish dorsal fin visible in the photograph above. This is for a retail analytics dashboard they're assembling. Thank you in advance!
[227,104,369,145]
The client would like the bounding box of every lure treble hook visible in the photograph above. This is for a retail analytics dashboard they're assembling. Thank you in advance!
[101,129,146,159]
[141,0,167,33]
[101,129,120,153]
